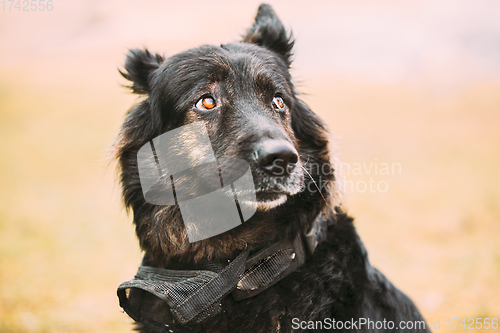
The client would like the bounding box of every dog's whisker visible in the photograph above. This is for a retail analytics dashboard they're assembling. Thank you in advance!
[298,147,326,154]
[301,165,327,203]
[299,152,326,164]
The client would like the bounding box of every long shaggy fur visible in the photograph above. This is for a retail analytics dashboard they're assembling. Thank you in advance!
[114,4,430,332]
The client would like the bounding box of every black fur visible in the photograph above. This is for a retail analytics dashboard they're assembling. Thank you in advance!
[115,4,430,332]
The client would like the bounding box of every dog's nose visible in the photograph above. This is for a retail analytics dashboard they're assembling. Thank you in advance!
[254,140,298,175]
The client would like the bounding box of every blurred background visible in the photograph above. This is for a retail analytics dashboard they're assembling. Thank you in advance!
[1,0,499,331]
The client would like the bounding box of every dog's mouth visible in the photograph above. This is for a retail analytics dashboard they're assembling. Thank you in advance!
[253,191,289,210]
[235,191,287,211]
[237,165,305,211]
[155,158,304,212]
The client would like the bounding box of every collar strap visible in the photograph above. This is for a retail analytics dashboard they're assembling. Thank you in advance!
[117,213,331,331]
[118,245,250,326]
[231,231,305,301]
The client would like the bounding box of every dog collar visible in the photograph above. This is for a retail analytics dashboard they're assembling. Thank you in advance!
[117,212,331,332]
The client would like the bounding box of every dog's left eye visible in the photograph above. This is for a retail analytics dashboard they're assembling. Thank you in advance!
[272,96,286,111]
[196,96,216,111]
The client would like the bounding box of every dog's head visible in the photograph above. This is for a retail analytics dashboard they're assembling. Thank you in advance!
[115,4,336,264]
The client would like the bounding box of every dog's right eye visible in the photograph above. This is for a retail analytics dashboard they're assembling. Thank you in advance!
[196,96,216,111]
[272,96,286,112]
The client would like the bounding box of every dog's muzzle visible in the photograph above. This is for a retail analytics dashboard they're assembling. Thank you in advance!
[117,213,331,333]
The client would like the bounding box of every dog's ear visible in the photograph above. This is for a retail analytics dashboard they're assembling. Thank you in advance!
[119,49,164,94]
[242,4,294,66]
[292,99,329,152]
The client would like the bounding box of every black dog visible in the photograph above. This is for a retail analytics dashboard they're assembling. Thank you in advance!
[115,4,430,332]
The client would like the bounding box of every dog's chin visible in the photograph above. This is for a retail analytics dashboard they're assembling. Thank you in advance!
[256,193,288,211]
[223,170,305,212]
[239,184,303,211]
[237,193,288,211]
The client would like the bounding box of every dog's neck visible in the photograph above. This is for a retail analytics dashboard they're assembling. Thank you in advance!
[143,208,331,272]
[118,211,333,331]
[142,199,327,268]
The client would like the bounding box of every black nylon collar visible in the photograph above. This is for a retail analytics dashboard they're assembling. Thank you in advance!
[117,212,331,333]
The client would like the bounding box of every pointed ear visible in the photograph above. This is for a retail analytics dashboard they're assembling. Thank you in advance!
[119,49,164,94]
[242,4,294,66]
